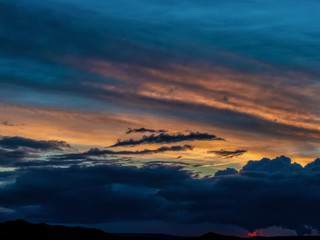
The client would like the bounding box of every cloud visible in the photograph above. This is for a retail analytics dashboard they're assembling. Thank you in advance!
[241,155,303,173]
[0,134,195,168]
[304,158,320,172]
[1,0,320,152]
[214,168,238,177]
[1,154,320,235]
[0,136,71,167]
[0,136,70,151]
[126,128,167,134]
[0,164,193,223]
[1,0,320,151]
[208,149,247,158]
[110,132,224,147]
[0,148,28,166]
[57,145,193,160]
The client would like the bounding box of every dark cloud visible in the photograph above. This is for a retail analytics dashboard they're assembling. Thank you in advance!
[126,128,167,134]
[0,134,193,168]
[105,144,193,155]
[0,148,28,166]
[304,158,320,172]
[0,136,72,168]
[0,136,70,151]
[1,155,320,235]
[241,155,303,173]
[209,149,247,158]
[110,132,224,147]
[214,168,238,177]
[0,164,193,223]
[55,145,193,162]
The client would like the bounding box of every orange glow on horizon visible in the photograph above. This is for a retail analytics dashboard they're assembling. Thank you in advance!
[248,231,257,237]
[0,102,318,171]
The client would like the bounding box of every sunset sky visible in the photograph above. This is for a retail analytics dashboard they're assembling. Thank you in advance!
[1,0,320,237]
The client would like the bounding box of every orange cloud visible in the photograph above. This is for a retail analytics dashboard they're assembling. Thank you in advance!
[2,52,320,170]
[85,59,320,135]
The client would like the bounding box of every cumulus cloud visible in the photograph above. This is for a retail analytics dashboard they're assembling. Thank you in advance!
[208,149,247,158]
[241,155,303,173]
[304,158,320,172]
[110,132,224,147]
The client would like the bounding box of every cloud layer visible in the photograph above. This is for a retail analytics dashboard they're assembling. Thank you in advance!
[1,140,320,236]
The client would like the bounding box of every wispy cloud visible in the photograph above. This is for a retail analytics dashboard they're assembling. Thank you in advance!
[126,127,167,134]
[209,149,247,158]
[57,144,193,160]
[110,132,224,147]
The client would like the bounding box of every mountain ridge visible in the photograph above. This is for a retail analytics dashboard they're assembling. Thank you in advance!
[1,220,320,239]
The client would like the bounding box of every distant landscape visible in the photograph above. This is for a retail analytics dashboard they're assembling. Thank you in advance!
[0,220,320,240]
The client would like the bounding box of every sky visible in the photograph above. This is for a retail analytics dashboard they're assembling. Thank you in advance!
[1,0,320,237]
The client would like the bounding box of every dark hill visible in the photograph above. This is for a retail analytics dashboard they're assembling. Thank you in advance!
[0,219,121,239]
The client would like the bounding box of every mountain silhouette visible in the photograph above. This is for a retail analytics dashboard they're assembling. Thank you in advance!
[2,220,320,240]
[0,219,121,239]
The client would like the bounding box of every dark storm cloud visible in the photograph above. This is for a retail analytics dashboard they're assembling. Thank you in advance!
[110,132,224,147]
[208,149,247,158]
[126,128,167,134]
[0,136,70,151]
[2,155,320,235]
[0,164,194,223]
